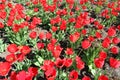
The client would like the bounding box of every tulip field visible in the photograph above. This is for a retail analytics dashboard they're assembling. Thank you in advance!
[0,0,120,80]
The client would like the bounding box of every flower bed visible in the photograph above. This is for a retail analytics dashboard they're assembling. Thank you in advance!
[0,0,120,80]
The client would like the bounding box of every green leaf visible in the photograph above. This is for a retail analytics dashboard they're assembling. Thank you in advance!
[38,56,44,64]
[34,62,40,67]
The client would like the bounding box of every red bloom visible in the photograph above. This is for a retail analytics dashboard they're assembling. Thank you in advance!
[28,67,38,76]
[102,37,111,48]
[79,0,88,4]
[66,0,74,4]
[65,48,73,55]
[0,11,6,19]
[112,37,120,44]
[32,17,41,25]
[41,60,54,71]
[34,8,39,12]
[12,24,20,33]
[29,23,36,30]
[110,46,119,54]
[68,18,75,23]
[25,16,30,21]
[102,41,110,48]
[60,20,67,30]
[69,32,80,43]
[7,2,13,8]
[47,43,55,52]
[49,4,56,12]
[101,9,109,18]
[95,31,102,39]
[20,46,31,55]
[37,42,44,50]
[94,58,104,68]
[82,76,91,80]
[69,70,78,80]
[99,51,107,60]
[39,32,45,40]
[76,56,85,70]
[81,29,87,35]
[10,71,17,80]
[109,57,120,68]
[81,40,91,49]
[64,58,73,67]
[0,22,4,28]
[88,36,95,42]
[6,53,17,63]
[0,3,5,10]
[94,21,99,26]
[0,62,11,76]
[117,25,120,30]
[29,31,37,39]
[107,28,116,37]
[16,70,26,80]
[50,38,57,45]
[107,2,115,8]
[46,32,52,39]
[7,44,18,53]
[98,75,108,80]
[17,53,25,62]
[52,26,58,32]
[97,24,104,30]
[45,68,56,80]
[55,58,65,68]
[52,45,63,58]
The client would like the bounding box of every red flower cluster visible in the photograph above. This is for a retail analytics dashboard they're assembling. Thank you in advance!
[10,67,38,80]
[0,0,120,80]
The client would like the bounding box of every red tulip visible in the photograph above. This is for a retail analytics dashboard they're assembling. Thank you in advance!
[98,75,108,80]
[0,22,4,28]
[102,37,111,48]
[94,58,104,68]
[95,31,102,39]
[107,28,116,37]
[112,37,120,44]
[52,45,63,58]
[37,42,44,50]
[16,70,26,80]
[55,58,65,68]
[109,57,120,68]
[6,53,17,63]
[82,76,91,80]
[39,32,45,40]
[7,44,18,53]
[110,46,119,54]
[60,20,67,30]
[46,32,52,39]
[76,56,85,70]
[45,68,56,80]
[64,58,73,67]
[10,71,17,80]
[29,31,37,39]
[17,53,25,62]
[99,51,107,60]
[20,46,31,55]
[28,67,38,76]
[69,70,78,80]
[0,62,11,76]
[41,60,54,71]
[52,26,58,32]
[69,32,80,43]
[65,48,73,55]
[81,40,91,49]
[47,43,55,52]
